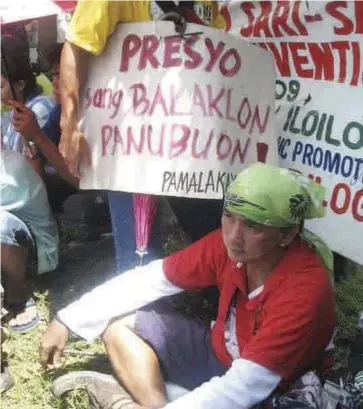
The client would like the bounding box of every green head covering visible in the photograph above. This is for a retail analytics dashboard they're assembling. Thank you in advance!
[225,163,334,284]
[225,163,326,227]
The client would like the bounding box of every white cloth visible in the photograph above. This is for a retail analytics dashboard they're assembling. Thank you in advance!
[57,260,182,341]
[164,359,281,409]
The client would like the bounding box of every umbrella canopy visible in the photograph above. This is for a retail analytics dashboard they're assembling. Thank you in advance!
[133,194,159,264]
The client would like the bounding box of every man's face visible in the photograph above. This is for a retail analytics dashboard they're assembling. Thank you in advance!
[1,75,12,105]
[51,64,61,103]
[222,209,283,263]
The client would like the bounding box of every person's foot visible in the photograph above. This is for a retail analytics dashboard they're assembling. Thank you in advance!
[8,298,39,333]
[1,365,14,394]
[51,371,139,409]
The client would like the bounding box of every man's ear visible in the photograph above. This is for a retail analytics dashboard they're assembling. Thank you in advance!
[279,225,299,247]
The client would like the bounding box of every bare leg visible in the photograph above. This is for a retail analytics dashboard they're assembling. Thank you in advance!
[102,315,168,408]
[1,244,36,327]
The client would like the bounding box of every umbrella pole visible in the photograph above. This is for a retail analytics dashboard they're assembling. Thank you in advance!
[136,249,148,266]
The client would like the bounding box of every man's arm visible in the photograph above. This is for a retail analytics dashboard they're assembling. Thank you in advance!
[59,0,123,176]
[41,260,183,370]
[59,41,91,177]
[41,230,221,370]
[164,359,281,409]
[9,100,78,188]
[59,229,223,342]
[57,260,183,341]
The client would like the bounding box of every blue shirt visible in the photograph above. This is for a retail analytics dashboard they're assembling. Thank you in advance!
[1,95,55,154]
[43,104,61,145]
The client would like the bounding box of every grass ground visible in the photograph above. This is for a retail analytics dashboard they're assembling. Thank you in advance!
[2,226,363,409]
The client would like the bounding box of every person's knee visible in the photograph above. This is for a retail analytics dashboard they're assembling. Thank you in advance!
[101,314,136,347]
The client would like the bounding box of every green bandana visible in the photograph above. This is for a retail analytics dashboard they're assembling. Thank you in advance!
[225,163,334,284]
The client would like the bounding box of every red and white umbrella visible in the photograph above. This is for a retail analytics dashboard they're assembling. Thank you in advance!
[133,194,159,265]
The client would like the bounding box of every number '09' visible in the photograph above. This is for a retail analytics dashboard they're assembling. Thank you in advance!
[275,79,300,102]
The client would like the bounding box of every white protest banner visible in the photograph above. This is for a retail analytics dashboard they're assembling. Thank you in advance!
[80,22,276,199]
[220,1,363,265]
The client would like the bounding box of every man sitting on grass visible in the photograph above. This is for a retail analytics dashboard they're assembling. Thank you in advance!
[40,163,335,409]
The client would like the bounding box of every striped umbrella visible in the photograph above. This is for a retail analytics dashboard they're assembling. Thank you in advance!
[133,194,159,265]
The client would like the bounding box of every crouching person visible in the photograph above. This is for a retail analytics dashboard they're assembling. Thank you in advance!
[40,163,335,409]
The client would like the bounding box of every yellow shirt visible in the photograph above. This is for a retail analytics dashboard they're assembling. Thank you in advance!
[67,0,225,55]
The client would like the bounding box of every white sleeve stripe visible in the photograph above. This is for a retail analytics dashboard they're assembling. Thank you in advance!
[164,359,281,409]
[57,259,183,341]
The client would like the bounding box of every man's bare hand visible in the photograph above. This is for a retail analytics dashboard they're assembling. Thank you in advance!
[8,100,41,141]
[40,319,69,371]
[59,120,91,178]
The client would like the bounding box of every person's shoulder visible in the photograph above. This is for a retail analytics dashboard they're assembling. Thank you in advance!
[27,96,56,127]
[27,95,55,112]
[277,239,334,301]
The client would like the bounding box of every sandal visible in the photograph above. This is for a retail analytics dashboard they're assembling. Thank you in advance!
[8,298,40,333]
[0,365,14,394]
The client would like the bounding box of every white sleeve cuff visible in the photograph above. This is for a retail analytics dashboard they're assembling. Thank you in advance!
[57,259,183,341]
[164,359,281,409]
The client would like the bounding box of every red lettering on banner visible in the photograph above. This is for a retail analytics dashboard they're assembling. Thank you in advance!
[163,37,182,68]
[290,42,314,78]
[217,133,232,161]
[257,41,361,85]
[130,83,149,115]
[231,137,251,165]
[204,39,225,72]
[191,129,213,159]
[292,1,308,35]
[352,190,363,222]
[219,48,242,77]
[207,85,225,118]
[237,98,252,130]
[238,1,309,38]
[350,42,361,86]
[99,124,252,167]
[138,35,160,70]
[239,2,254,37]
[251,105,271,135]
[356,1,363,34]
[149,84,169,116]
[169,86,191,116]
[127,126,145,154]
[307,43,334,81]
[112,126,126,155]
[147,124,165,156]
[119,34,243,77]
[272,1,298,36]
[326,1,354,35]
[253,1,273,37]
[331,183,350,214]
[193,85,207,117]
[331,42,349,83]
[101,125,113,156]
[120,34,142,72]
[220,4,231,32]
[184,36,203,69]
[169,124,190,158]
[264,43,291,76]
